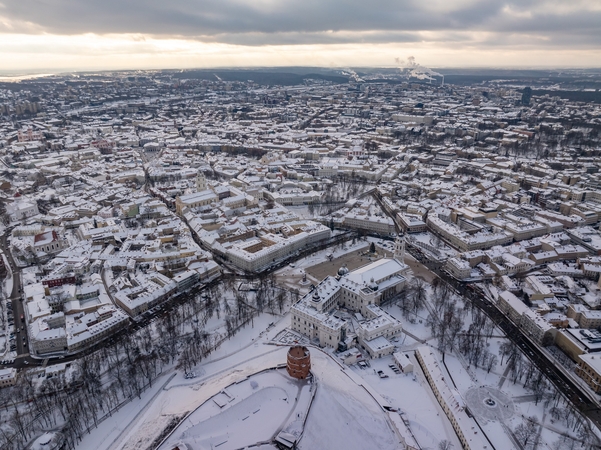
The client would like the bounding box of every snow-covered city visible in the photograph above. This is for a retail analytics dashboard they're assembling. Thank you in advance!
[0,67,601,450]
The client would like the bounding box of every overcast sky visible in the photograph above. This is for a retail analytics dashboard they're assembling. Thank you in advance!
[1,0,600,72]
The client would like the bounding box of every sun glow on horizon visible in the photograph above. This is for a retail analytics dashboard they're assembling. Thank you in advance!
[1,33,600,72]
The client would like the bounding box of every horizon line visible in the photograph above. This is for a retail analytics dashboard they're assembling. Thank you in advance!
[2,65,601,79]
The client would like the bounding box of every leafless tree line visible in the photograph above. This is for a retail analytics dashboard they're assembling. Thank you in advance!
[516,404,601,450]
[423,279,498,374]
[420,279,601,450]
[0,279,277,449]
[395,278,427,321]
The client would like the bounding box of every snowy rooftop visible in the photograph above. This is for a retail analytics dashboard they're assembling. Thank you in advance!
[344,258,408,287]
[579,353,601,374]
[362,336,394,352]
[416,347,491,450]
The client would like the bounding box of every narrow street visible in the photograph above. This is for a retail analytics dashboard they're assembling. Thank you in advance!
[0,229,42,369]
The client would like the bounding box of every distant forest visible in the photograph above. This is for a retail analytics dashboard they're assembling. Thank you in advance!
[171,69,349,85]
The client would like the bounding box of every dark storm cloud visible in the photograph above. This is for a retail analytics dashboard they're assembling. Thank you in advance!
[0,0,454,35]
[1,0,600,47]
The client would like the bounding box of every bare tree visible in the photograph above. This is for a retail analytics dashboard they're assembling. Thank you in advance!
[485,354,498,374]
[499,340,518,366]
[552,435,577,450]
[432,281,451,313]
[578,421,601,450]
[408,278,427,316]
[514,416,539,448]
[276,290,287,314]
[438,440,453,450]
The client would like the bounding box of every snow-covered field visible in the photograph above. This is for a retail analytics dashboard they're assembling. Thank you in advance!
[78,313,289,450]
[300,350,400,450]
[158,369,312,450]
[80,308,405,450]
[347,355,462,449]
[155,347,404,450]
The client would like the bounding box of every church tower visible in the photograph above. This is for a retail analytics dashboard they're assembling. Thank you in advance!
[394,235,405,264]
[196,171,207,191]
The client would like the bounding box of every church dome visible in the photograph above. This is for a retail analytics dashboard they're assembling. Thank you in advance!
[369,277,378,291]
[337,265,349,276]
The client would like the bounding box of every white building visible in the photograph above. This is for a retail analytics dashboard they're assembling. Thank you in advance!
[176,189,218,214]
[343,212,396,235]
[345,302,405,358]
[113,272,177,317]
[33,230,68,256]
[223,224,331,273]
[6,197,39,222]
[196,171,207,191]
[65,306,129,353]
[497,291,557,346]
[30,314,68,354]
[445,257,471,280]
[291,256,410,351]
[0,368,17,387]
[415,347,491,450]
[264,188,322,206]
[427,214,512,252]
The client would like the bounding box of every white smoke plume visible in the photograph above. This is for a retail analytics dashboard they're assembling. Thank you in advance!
[341,68,364,82]
[396,56,443,84]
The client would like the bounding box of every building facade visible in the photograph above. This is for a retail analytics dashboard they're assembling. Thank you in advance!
[291,257,410,351]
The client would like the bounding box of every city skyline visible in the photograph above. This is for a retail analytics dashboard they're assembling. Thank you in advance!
[1,0,600,72]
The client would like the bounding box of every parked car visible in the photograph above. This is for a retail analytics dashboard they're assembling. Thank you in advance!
[377,370,389,379]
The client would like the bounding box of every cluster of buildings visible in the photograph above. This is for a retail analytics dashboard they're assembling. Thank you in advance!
[1,71,601,389]
[180,173,332,273]
[4,182,219,355]
[291,241,410,357]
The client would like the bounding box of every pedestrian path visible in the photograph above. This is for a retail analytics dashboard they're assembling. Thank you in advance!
[497,362,512,389]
